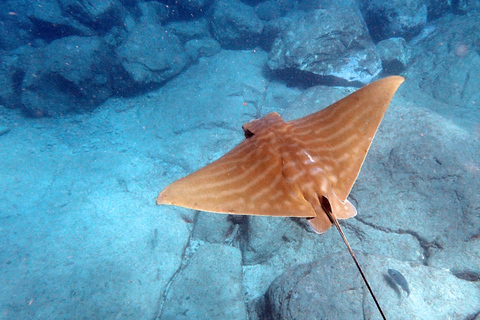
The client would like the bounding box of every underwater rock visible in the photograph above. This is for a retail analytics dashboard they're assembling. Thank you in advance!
[27,0,93,40]
[175,0,214,18]
[259,14,300,52]
[405,13,480,109]
[242,216,294,265]
[259,252,480,319]
[429,240,480,278]
[58,0,126,32]
[116,22,191,89]
[255,0,295,21]
[376,37,410,74]
[362,0,427,41]
[193,212,234,243]
[160,243,247,320]
[21,36,115,117]
[268,7,382,85]
[0,1,34,50]
[261,252,378,319]
[457,0,480,13]
[0,46,34,110]
[209,0,264,49]
[185,38,221,60]
[425,0,452,19]
[137,1,170,26]
[165,19,211,44]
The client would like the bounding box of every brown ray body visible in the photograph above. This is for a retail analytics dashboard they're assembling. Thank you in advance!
[157,76,404,319]
[157,76,404,233]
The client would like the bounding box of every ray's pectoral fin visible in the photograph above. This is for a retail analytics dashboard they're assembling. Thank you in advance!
[307,185,357,233]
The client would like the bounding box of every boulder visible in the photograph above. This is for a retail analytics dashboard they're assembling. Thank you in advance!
[268,8,382,84]
[362,0,427,41]
[58,0,126,32]
[175,0,214,18]
[193,212,235,244]
[0,1,33,50]
[137,1,170,26]
[209,0,264,49]
[21,36,114,116]
[405,13,480,109]
[242,216,296,265]
[260,14,299,51]
[0,46,33,109]
[27,0,92,40]
[116,22,191,89]
[426,0,452,19]
[185,38,221,60]
[456,0,480,13]
[255,0,294,21]
[260,252,480,320]
[165,19,211,43]
[376,37,410,74]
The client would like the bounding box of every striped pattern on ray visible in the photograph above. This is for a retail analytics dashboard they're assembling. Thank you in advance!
[288,76,404,201]
[157,115,317,217]
[157,76,404,233]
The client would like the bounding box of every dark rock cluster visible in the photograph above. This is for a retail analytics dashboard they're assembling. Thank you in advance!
[0,0,477,116]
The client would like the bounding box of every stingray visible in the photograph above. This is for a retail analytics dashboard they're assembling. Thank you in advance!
[157,76,404,319]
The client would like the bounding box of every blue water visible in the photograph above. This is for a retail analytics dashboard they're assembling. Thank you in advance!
[1,1,479,319]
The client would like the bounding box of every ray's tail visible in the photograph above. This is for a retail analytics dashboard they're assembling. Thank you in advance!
[320,196,387,320]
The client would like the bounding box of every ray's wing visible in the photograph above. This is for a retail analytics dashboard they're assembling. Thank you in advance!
[288,76,404,201]
[157,130,316,217]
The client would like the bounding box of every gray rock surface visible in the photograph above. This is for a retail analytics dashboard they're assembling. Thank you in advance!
[242,217,295,265]
[209,0,264,49]
[261,252,382,319]
[405,13,480,110]
[137,1,170,26]
[193,212,235,244]
[268,7,382,84]
[116,22,191,88]
[429,240,480,280]
[457,0,480,12]
[362,0,427,41]
[376,37,410,74]
[260,251,480,319]
[175,0,214,17]
[0,1,33,50]
[185,38,221,59]
[166,19,211,43]
[344,82,480,268]
[426,0,452,18]
[255,0,295,21]
[58,0,126,32]
[27,0,93,39]
[160,243,248,320]
[259,13,301,51]
[21,36,114,116]
[0,46,33,109]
